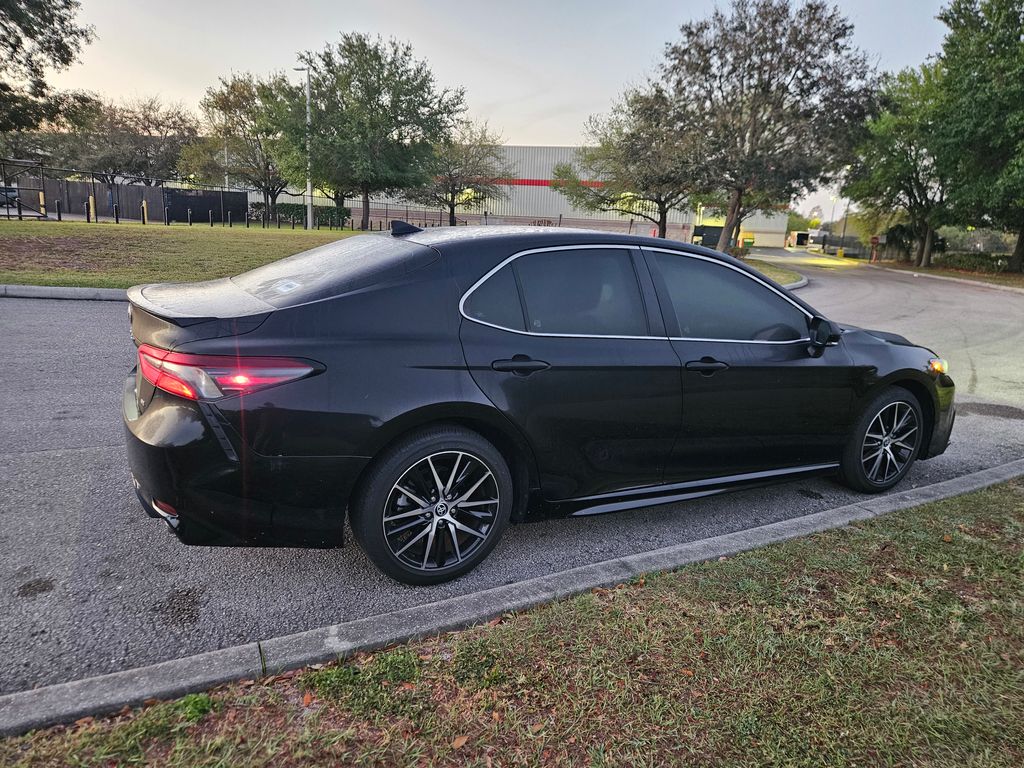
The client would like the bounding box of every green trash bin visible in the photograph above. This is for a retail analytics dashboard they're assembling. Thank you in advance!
[741,236,755,249]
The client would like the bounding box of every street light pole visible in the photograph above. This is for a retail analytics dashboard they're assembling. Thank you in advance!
[840,199,851,242]
[295,65,314,230]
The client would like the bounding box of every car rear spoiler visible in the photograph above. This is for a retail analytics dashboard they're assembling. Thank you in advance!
[126,278,274,326]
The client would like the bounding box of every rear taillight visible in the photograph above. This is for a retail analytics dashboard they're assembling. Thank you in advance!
[137,344,318,401]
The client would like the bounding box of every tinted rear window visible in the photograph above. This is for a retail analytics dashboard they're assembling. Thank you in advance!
[463,265,526,331]
[231,235,437,307]
[515,248,648,336]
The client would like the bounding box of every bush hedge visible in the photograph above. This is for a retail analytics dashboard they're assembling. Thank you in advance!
[933,251,1010,274]
[249,202,351,224]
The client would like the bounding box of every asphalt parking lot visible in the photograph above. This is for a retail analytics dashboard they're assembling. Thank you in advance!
[2,256,1023,695]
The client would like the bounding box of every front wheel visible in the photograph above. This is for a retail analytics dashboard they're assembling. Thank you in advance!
[839,386,924,493]
[350,426,513,585]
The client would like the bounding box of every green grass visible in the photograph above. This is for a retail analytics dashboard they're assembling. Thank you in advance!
[0,219,359,288]
[4,481,1023,766]
[881,261,1024,289]
[0,219,809,291]
[745,257,803,286]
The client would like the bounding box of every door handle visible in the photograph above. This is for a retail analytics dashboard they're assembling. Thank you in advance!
[685,358,729,375]
[492,355,551,375]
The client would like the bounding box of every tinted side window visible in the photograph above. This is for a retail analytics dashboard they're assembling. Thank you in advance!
[653,253,807,341]
[513,248,648,336]
[463,265,526,331]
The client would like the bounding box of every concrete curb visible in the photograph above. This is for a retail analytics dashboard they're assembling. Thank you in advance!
[865,265,1024,295]
[0,284,127,301]
[783,275,808,290]
[3,457,1023,737]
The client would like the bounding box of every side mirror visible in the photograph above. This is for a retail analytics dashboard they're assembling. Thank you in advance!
[807,315,839,357]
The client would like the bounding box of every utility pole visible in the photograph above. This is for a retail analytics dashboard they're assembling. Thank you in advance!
[295,65,314,230]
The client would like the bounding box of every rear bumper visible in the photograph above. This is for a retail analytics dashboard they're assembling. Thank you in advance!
[123,373,369,547]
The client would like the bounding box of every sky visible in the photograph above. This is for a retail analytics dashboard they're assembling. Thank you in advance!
[49,0,949,215]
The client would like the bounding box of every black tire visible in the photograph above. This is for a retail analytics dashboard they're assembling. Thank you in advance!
[839,386,924,493]
[350,425,513,585]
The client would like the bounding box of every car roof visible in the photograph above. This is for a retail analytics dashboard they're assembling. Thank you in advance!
[403,225,727,260]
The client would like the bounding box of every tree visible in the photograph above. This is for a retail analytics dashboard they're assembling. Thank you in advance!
[275,34,465,230]
[553,87,711,238]
[179,74,289,211]
[49,97,198,183]
[403,121,516,225]
[843,64,949,267]
[661,0,877,250]
[0,91,99,160]
[0,0,93,132]
[787,210,813,232]
[122,97,199,184]
[933,0,1024,271]
[257,74,357,214]
[697,187,787,248]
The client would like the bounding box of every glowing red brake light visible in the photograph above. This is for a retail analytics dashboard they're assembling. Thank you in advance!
[137,344,318,401]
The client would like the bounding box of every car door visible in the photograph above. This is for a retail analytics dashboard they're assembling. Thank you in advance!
[459,245,681,500]
[643,247,856,482]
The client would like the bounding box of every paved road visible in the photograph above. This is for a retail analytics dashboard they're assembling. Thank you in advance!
[757,249,1024,406]
[2,261,1023,695]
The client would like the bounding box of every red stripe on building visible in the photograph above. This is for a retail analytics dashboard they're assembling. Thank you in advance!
[494,178,604,188]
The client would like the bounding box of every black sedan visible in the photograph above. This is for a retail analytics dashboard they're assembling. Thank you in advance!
[124,224,955,584]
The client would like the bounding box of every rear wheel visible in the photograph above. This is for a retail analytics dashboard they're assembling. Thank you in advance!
[840,386,924,493]
[350,426,513,585]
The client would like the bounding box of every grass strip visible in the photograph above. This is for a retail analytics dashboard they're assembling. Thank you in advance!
[0,220,358,288]
[745,257,803,286]
[880,262,1024,290]
[3,481,1022,766]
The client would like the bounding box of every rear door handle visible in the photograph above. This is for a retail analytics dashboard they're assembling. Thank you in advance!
[492,355,551,375]
[685,358,729,375]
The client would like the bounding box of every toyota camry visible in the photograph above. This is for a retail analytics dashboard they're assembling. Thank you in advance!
[123,224,955,584]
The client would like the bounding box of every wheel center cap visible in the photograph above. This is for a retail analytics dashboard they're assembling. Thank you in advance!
[883,436,892,447]
[434,502,449,517]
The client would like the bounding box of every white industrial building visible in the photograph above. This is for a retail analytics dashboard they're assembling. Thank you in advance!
[351,145,788,247]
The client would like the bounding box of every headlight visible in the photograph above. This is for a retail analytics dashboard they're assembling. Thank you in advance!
[928,358,949,375]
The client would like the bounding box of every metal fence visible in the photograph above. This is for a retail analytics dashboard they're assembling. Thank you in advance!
[0,158,337,225]
[0,157,698,238]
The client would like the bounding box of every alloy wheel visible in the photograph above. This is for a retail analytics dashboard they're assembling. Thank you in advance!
[861,401,920,485]
[382,451,500,571]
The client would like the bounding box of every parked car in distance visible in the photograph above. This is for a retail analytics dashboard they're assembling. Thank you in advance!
[123,224,956,584]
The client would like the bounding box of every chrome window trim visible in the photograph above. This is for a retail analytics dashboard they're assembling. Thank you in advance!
[459,244,661,340]
[643,246,813,344]
[458,243,817,345]
[671,335,811,345]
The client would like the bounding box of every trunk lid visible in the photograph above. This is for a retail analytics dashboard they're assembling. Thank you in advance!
[127,278,273,413]
[127,278,273,349]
